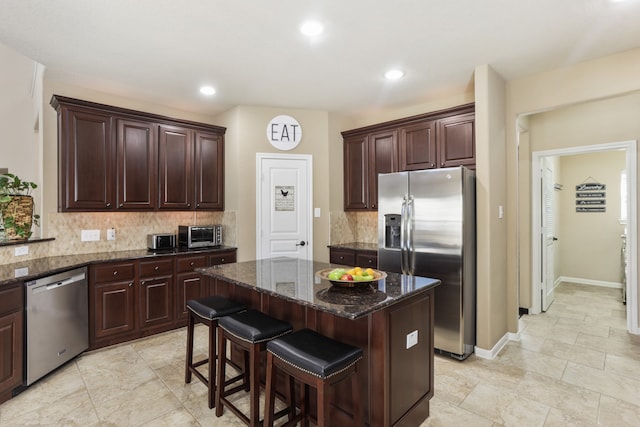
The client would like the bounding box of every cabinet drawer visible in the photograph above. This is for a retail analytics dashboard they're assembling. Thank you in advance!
[0,285,23,316]
[176,255,207,273]
[140,258,173,278]
[330,249,356,266]
[209,251,236,266]
[356,252,378,268]
[93,262,136,284]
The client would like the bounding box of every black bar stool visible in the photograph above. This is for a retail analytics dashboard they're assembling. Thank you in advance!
[215,309,293,427]
[264,328,363,427]
[185,295,246,409]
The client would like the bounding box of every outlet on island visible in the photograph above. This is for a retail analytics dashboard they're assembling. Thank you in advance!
[107,228,116,241]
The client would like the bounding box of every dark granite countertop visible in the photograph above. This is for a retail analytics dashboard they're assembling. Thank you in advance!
[197,257,439,320]
[327,242,378,252]
[0,246,237,287]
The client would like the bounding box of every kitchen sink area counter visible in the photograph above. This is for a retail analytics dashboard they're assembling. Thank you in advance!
[198,257,440,426]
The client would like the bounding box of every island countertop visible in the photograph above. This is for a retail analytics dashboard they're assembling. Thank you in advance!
[197,257,440,320]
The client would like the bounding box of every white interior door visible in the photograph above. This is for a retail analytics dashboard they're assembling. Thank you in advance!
[256,153,313,260]
[541,157,556,311]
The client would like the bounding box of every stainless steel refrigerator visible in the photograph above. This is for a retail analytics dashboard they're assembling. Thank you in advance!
[378,166,476,360]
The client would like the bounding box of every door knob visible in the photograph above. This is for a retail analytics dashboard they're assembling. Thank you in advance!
[296,241,306,247]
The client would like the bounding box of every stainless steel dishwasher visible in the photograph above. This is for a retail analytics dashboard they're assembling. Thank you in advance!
[25,266,88,385]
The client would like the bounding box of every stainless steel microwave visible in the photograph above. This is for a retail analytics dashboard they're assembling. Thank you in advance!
[178,225,222,248]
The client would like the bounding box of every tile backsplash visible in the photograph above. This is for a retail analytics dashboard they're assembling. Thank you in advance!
[0,210,237,264]
[330,211,377,244]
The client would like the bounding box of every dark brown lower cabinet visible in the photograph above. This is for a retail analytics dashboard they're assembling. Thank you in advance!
[210,277,435,426]
[329,246,378,268]
[89,249,236,350]
[0,284,23,405]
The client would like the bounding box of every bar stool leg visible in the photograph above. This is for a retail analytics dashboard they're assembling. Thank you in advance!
[207,319,216,409]
[249,342,261,427]
[317,379,331,427]
[215,328,226,417]
[264,352,277,427]
[301,383,310,427]
[185,312,195,384]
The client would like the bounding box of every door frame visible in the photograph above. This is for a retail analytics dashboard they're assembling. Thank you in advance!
[531,140,638,334]
[255,152,314,261]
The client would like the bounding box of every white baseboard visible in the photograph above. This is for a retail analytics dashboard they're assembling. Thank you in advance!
[474,332,511,360]
[559,276,622,289]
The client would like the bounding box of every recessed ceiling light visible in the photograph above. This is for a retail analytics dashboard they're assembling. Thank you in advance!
[300,20,323,37]
[384,69,405,80]
[199,85,216,96]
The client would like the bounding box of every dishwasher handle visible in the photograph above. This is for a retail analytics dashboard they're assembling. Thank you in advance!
[28,272,86,294]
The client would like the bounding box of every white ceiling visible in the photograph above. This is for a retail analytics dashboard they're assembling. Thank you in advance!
[1,0,639,117]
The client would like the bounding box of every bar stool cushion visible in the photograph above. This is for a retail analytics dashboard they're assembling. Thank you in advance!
[267,328,363,379]
[187,296,246,320]
[218,309,292,343]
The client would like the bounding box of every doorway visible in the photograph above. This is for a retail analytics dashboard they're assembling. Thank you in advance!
[532,141,638,334]
[256,153,313,261]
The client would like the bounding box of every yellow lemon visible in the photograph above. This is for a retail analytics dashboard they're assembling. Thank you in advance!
[365,268,374,276]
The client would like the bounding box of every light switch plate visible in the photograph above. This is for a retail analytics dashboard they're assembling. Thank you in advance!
[106,228,116,241]
[406,330,418,349]
[314,207,321,217]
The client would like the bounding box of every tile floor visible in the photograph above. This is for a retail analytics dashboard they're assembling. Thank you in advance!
[1,282,638,426]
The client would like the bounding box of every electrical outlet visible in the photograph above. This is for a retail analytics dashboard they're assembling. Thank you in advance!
[14,246,28,256]
[107,228,116,241]
[81,229,100,242]
[406,330,418,349]
[14,267,29,277]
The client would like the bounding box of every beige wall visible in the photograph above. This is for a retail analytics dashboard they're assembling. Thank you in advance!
[558,151,626,283]
[508,48,640,331]
[0,43,42,235]
[213,105,334,263]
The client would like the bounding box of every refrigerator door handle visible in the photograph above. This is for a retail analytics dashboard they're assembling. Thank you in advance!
[400,195,409,274]
[407,194,415,274]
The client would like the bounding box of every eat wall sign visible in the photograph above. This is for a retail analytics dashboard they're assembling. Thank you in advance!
[267,115,302,151]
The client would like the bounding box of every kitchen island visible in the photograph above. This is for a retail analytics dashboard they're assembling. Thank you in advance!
[198,257,440,427]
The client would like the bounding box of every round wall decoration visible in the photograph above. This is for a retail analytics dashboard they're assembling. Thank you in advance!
[266,115,302,151]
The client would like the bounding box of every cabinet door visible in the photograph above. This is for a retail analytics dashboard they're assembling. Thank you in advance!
[344,135,369,210]
[59,107,114,211]
[437,113,475,168]
[0,311,23,399]
[138,276,174,329]
[176,272,205,321]
[399,121,437,171]
[369,130,398,210]
[194,131,224,210]
[116,119,157,209]
[158,125,194,209]
[93,280,136,338]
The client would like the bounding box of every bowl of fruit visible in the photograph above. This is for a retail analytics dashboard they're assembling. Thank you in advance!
[316,266,387,288]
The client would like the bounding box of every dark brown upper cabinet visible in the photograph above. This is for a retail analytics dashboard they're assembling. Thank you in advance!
[158,125,194,210]
[342,103,474,211]
[51,95,226,212]
[195,131,225,210]
[57,106,114,211]
[117,119,157,210]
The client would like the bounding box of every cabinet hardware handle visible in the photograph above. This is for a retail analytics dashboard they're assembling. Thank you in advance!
[221,258,225,262]
[197,203,200,207]
[441,162,445,167]
[141,280,145,285]
[430,163,435,168]
[113,271,118,276]
[106,202,111,207]
[129,282,133,287]
[190,262,194,266]
[187,203,191,207]
[119,203,124,207]
[154,266,159,271]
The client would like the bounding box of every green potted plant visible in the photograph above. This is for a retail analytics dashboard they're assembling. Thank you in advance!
[0,173,40,240]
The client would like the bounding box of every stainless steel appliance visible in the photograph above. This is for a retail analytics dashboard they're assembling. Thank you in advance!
[147,233,176,250]
[178,225,222,248]
[378,166,476,360]
[25,267,88,385]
